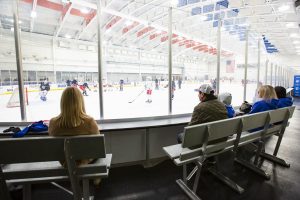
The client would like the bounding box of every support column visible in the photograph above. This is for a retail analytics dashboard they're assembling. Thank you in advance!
[96,0,104,119]
[216,18,222,95]
[168,7,173,114]
[270,63,273,86]
[138,48,142,82]
[274,65,277,86]
[264,60,268,85]
[52,38,57,83]
[243,30,249,102]
[256,39,261,88]
[13,0,27,121]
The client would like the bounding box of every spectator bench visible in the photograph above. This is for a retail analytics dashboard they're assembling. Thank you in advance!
[163,106,295,200]
[0,135,112,200]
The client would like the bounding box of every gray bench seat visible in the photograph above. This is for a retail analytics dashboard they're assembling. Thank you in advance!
[0,135,112,200]
[163,106,295,200]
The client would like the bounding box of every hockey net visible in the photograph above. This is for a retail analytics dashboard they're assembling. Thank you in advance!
[6,87,29,108]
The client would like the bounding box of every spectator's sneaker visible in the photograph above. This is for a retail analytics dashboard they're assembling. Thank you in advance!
[3,127,21,133]
[3,127,15,133]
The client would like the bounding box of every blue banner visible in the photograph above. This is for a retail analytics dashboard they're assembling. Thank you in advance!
[294,75,300,97]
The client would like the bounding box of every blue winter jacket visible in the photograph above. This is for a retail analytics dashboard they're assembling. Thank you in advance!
[226,105,235,118]
[249,99,279,114]
[277,97,293,108]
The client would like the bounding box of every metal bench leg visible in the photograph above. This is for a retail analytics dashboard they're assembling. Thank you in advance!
[187,166,198,181]
[176,161,203,200]
[192,161,202,193]
[208,167,244,194]
[259,152,290,168]
[82,179,93,200]
[0,174,12,200]
[235,158,270,180]
[176,179,201,200]
[23,183,31,200]
[254,141,264,165]
[183,164,187,183]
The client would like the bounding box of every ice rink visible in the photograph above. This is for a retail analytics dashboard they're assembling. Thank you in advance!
[0,82,257,122]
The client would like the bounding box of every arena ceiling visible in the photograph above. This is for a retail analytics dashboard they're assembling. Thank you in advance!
[0,0,300,59]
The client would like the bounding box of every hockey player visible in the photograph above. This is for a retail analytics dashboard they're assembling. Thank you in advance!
[71,79,78,87]
[145,77,152,103]
[79,82,91,96]
[39,78,50,101]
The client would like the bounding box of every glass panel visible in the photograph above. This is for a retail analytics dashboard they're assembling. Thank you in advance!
[246,32,259,103]
[16,0,100,121]
[0,0,20,121]
[102,4,169,119]
[219,20,246,107]
[172,7,217,114]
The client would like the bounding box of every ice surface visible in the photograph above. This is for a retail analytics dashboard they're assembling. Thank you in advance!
[0,82,257,122]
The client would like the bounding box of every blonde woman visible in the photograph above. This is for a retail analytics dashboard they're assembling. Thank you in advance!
[49,86,99,164]
[249,85,278,114]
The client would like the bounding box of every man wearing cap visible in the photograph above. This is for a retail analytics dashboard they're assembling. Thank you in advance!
[189,84,228,126]
[178,84,228,143]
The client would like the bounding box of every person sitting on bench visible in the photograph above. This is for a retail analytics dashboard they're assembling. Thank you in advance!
[177,84,228,143]
[275,86,293,108]
[249,85,278,114]
[49,86,100,166]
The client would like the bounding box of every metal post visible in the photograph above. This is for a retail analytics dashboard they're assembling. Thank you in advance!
[279,66,282,86]
[13,0,27,121]
[286,70,288,88]
[264,60,268,85]
[275,66,282,86]
[168,7,172,114]
[216,18,222,95]
[282,68,284,87]
[256,39,260,89]
[96,0,104,119]
[52,38,57,83]
[282,67,284,86]
[243,30,248,102]
[274,65,277,86]
[138,48,142,82]
[288,70,290,88]
[270,63,273,86]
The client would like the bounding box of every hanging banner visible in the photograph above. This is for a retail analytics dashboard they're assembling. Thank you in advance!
[294,75,300,97]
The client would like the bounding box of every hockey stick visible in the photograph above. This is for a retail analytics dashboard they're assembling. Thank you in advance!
[128,89,145,103]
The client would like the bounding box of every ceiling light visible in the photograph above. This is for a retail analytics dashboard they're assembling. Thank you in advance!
[286,23,296,28]
[293,41,300,44]
[31,11,37,18]
[278,5,290,12]
[65,34,71,39]
[80,8,89,14]
[290,33,300,38]
[199,15,207,21]
[171,0,177,7]
[295,46,300,49]
[10,27,14,32]
[125,21,133,26]
[155,30,162,34]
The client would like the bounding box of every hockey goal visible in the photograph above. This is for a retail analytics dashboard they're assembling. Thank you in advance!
[6,87,29,108]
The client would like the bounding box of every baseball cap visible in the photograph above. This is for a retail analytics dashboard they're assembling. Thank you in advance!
[196,84,214,94]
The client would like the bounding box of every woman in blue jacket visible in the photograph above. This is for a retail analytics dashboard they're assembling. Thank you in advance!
[249,85,278,114]
[275,86,293,108]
